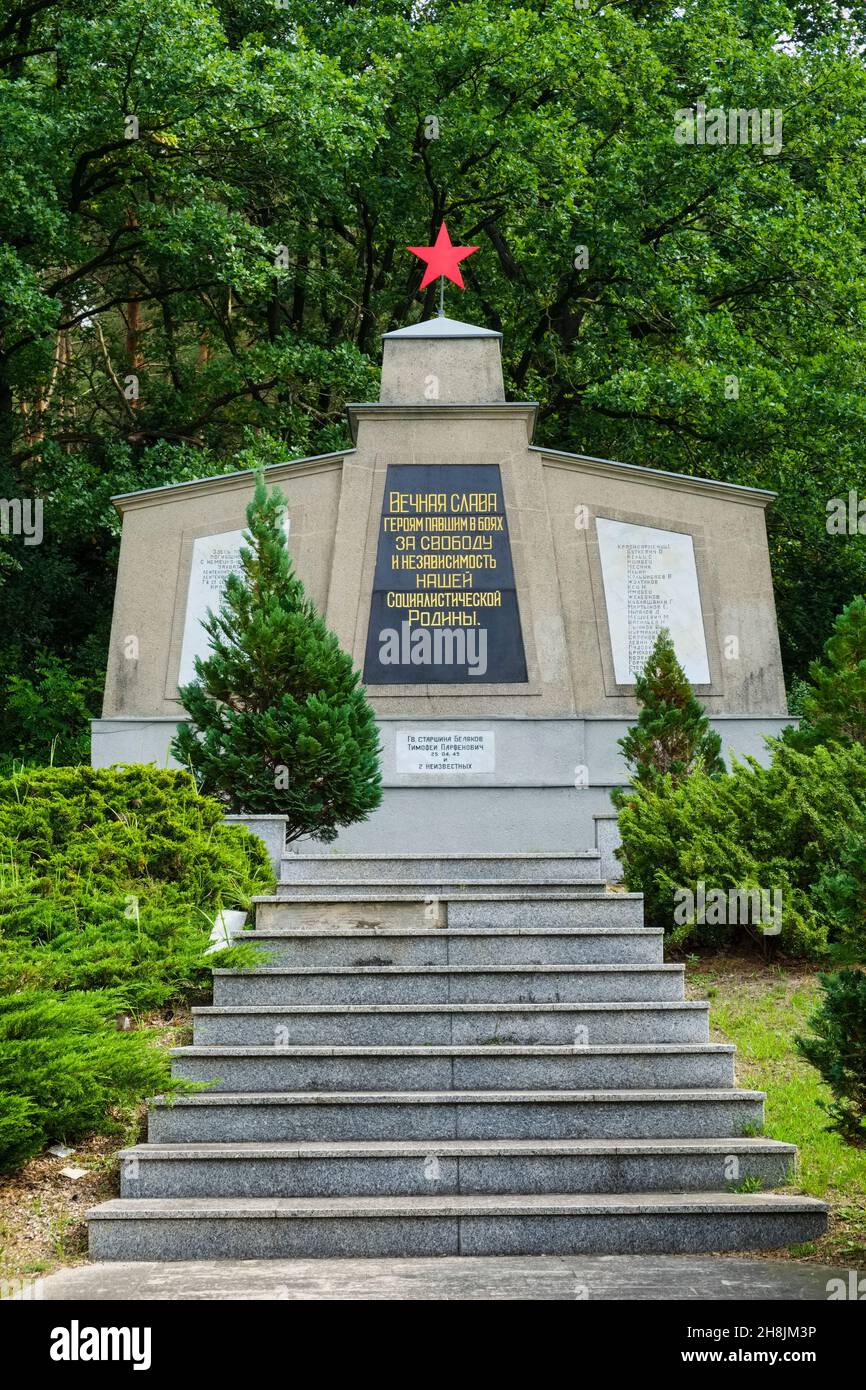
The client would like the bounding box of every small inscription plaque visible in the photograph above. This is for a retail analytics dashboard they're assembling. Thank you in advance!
[396,730,495,775]
[178,518,289,687]
[178,529,245,687]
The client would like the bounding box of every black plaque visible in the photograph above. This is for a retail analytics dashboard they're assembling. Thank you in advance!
[363,464,528,684]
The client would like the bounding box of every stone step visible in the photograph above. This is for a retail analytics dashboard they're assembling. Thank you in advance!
[212,963,686,1007]
[253,893,644,932]
[117,1137,797,1199]
[280,852,603,886]
[88,1191,828,1261]
[169,1043,736,1093]
[147,1088,766,1143]
[232,927,664,968]
[192,1000,711,1047]
[275,879,609,899]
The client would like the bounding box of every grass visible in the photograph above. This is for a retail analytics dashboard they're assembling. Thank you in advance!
[686,954,866,1264]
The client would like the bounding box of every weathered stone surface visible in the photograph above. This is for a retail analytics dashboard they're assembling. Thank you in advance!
[117,1137,796,1200]
[253,892,645,932]
[85,314,822,1269]
[93,312,789,862]
[146,1089,767,1144]
[87,1193,828,1262]
[30,1253,848,1301]
[231,928,664,969]
[167,1043,735,1093]
[280,852,602,885]
[192,1001,711,1048]
[211,963,686,1007]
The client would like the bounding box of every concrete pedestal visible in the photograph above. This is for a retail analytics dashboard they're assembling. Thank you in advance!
[91,712,791,863]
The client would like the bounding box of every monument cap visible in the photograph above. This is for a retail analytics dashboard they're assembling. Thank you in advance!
[382,315,501,340]
[380,315,505,403]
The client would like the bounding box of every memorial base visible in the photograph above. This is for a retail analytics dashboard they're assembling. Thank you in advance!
[90,713,792,867]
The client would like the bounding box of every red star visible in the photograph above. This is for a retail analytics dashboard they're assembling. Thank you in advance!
[407,222,479,290]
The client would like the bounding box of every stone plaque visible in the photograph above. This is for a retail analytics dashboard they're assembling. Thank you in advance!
[596,517,711,684]
[363,464,527,684]
[396,730,495,775]
[177,520,289,687]
[178,530,245,688]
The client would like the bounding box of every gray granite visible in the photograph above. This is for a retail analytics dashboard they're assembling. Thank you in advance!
[168,1043,735,1093]
[87,861,827,1262]
[224,815,285,878]
[87,1193,827,1262]
[448,898,644,930]
[146,1088,766,1144]
[118,1137,796,1200]
[275,879,608,900]
[235,928,664,968]
[253,892,644,932]
[594,814,623,884]
[457,1210,828,1258]
[211,963,686,1007]
[89,1213,457,1261]
[192,1001,711,1048]
[280,852,602,886]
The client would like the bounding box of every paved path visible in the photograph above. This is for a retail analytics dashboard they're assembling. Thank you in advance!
[26,1254,848,1300]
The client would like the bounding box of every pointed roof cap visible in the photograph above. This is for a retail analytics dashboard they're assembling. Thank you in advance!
[382,315,501,340]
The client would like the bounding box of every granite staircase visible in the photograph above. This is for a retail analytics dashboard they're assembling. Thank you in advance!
[88,852,826,1260]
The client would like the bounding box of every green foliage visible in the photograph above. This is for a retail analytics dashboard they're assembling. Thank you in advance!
[0,764,274,1168]
[0,991,190,1172]
[615,629,725,792]
[811,828,866,967]
[0,764,273,918]
[796,970,866,1145]
[2,653,103,770]
[785,595,866,750]
[786,675,812,719]
[172,473,382,839]
[2,0,866,742]
[0,763,273,1007]
[615,740,866,956]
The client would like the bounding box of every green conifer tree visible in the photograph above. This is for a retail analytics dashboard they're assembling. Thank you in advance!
[172,473,382,842]
[786,594,866,749]
[614,628,725,793]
